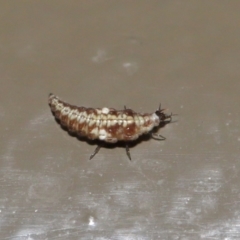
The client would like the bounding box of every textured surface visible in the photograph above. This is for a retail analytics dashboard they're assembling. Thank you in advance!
[1,1,240,239]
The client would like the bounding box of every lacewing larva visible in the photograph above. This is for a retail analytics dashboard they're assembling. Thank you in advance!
[48,93,172,160]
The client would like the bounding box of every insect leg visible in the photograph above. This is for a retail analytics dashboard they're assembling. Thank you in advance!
[89,145,101,160]
[151,133,166,140]
[125,144,131,161]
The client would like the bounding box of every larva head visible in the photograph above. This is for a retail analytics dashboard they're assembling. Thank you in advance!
[155,104,172,122]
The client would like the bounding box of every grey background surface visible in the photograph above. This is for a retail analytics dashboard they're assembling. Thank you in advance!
[1,1,240,239]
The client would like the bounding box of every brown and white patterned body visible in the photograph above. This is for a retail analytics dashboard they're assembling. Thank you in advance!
[48,94,165,143]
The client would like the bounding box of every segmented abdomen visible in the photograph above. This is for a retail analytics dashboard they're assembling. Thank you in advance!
[48,94,160,143]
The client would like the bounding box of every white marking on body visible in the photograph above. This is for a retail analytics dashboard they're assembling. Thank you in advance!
[144,116,150,121]
[56,103,63,111]
[79,112,86,123]
[111,119,117,125]
[61,107,70,115]
[134,116,140,126]
[68,110,78,120]
[91,127,98,136]
[107,120,116,127]
[88,119,96,127]
[95,114,101,121]
[152,113,160,126]
[72,109,79,118]
[52,99,58,105]
[101,120,107,127]
[67,110,73,120]
[123,120,128,127]
[117,119,122,125]
[106,120,111,128]
[77,112,82,122]
[99,129,107,140]
[109,115,117,120]
[81,111,87,120]
[86,113,95,121]
[138,116,144,125]
[102,107,110,114]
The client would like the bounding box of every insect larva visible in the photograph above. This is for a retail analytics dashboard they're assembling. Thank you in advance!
[48,93,172,160]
